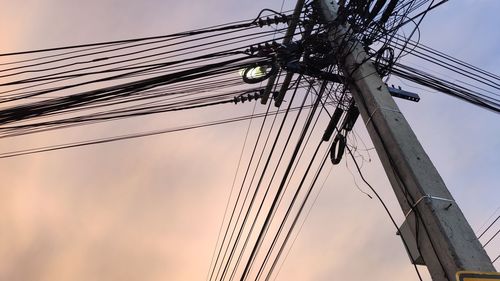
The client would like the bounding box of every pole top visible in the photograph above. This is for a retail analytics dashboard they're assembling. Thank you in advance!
[316,0,339,22]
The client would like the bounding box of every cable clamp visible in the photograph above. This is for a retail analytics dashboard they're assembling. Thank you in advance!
[404,194,455,218]
[365,106,401,126]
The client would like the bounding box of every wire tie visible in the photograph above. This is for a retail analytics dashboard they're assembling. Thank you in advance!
[365,107,378,126]
[405,194,455,218]
[365,106,400,126]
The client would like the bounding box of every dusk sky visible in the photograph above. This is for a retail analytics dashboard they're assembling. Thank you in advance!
[0,1,499,281]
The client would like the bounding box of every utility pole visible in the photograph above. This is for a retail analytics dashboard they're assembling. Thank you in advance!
[315,1,496,280]
[260,0,305,105]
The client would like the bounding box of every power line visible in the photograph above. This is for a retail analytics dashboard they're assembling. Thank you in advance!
[227,77,311,281]
[206,101,258,281]
[478,215,500,240]
[493,254,500,264]
[0,103,323,159]
[346,145,424,281]
[482,227,500,249]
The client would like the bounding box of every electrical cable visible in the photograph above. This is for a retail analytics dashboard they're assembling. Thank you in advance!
[249,84,336,278]
[215,101,283,281]
[0,10,291,57]
[493,254,499,264]
[226,77,309,281]
[346,145,424,281]
[478,215,500,240]
[221,74,304,281]
[212,73,290,281]
[0,102,321,159]
[208,98,273,281]
[482,228,500,249]
[206,101,258,281]
[239,79,325,281]
[270,164,334,281]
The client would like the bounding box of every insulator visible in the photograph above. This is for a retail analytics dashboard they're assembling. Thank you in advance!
[265,17,273,26]
[234,91,263,105]
[256,15,289,28]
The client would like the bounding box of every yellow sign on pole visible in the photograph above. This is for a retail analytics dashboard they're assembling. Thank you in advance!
[456,271,500,281]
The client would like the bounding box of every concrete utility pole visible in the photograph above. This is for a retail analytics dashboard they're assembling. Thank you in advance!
[315,1,496,280]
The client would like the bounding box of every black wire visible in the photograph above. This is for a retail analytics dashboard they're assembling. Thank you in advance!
[346,146,424,281]
[226,77,308,281]
[402,36,500,81]
[392,0,433,63]
[210,74,290,281]
[0,12,290,57]
[206,101,257,281]
[0,102,323,159]
[213,73,290,281]
[0,27,274,84]
[483,228,500,248]
[0,26,308,99]
[251,80,332,279]
[214,102,281,281]
[239,79,325,281]
[0,77,303,139]
[493,254,499,264]
[255,103,330,281]
[392,64,500,113]
[0,54,262,125]
[478,215,500,240]
[219,73,298,281]
[209,100,274,281]
[257,84,349,280]
[263,139,330,281]
[389,40,500,92]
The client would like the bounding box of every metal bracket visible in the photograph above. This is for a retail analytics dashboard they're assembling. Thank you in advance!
[405,194,455,218]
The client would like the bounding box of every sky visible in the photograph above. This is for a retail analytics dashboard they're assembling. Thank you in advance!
[0,1,499,281]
